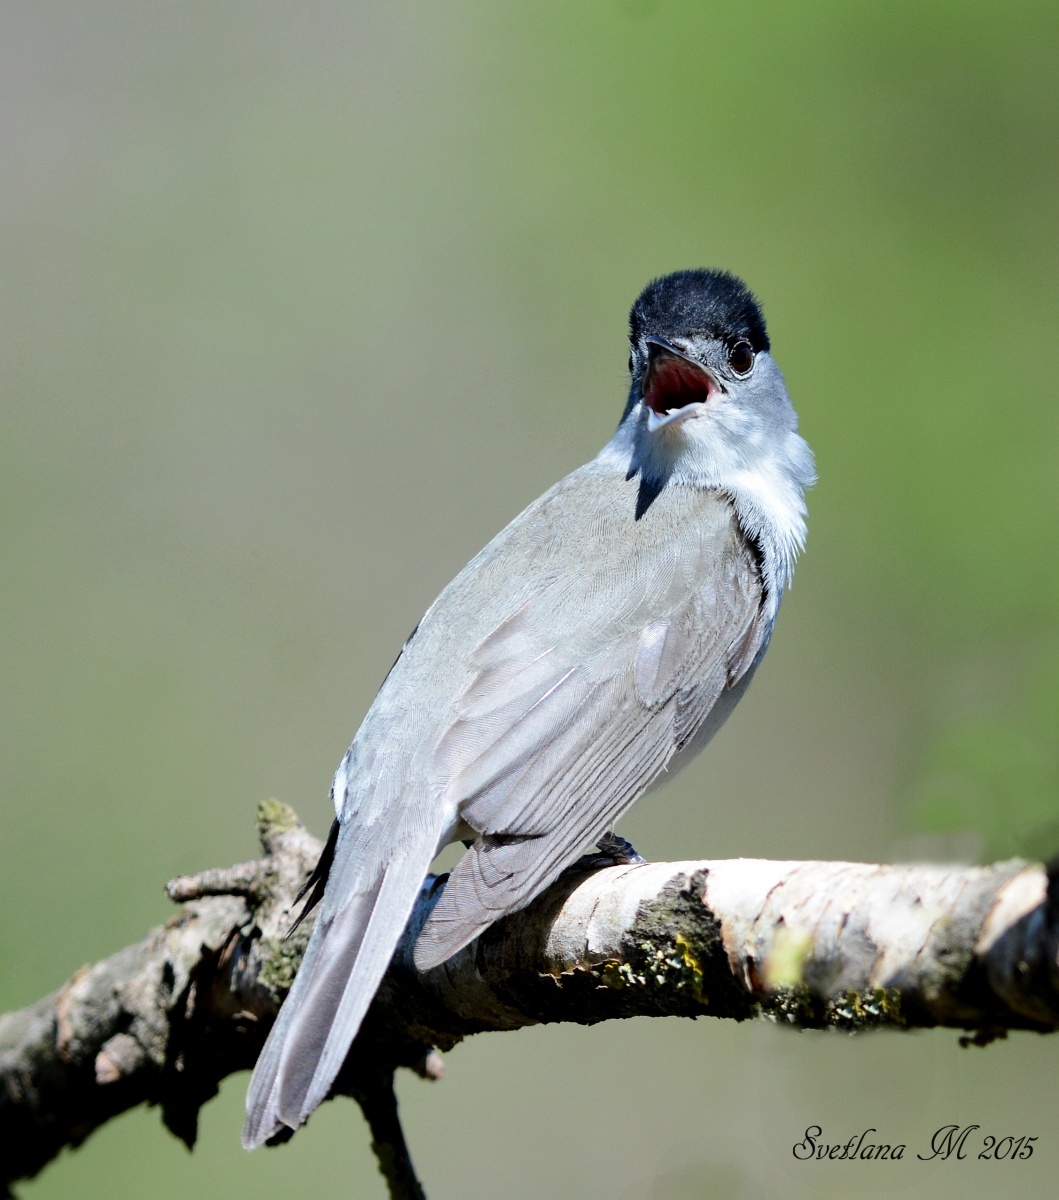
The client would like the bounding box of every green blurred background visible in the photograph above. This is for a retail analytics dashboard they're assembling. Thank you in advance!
[2,2,1057,1197]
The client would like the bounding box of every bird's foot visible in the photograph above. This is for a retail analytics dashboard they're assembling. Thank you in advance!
[595,831,647,865]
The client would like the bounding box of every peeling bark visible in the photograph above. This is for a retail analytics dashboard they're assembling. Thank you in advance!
[2,802,1057,1197]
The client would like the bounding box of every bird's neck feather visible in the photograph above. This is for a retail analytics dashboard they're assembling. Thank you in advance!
[597,416,812,608]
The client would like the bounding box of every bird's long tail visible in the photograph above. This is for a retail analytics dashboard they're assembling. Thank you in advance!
[242,837,433,1148]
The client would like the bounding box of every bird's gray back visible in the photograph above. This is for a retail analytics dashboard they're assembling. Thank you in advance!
[333,458,765,874]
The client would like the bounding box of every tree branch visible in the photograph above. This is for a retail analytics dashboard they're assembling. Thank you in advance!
[2,801,1057,1197]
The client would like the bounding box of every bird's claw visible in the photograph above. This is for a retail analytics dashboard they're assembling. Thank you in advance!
[595,831,646,865]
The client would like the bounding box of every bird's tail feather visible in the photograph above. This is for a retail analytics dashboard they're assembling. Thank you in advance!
[242,843,433,1149]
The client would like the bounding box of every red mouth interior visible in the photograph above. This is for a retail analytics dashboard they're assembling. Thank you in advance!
[642,353,716,416]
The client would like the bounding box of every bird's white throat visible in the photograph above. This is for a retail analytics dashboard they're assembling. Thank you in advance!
[598,391,814,609]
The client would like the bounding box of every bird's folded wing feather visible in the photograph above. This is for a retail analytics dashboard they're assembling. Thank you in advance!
[414,492,766,969]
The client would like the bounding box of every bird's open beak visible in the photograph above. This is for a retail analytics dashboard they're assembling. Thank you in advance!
[641,336,719,432]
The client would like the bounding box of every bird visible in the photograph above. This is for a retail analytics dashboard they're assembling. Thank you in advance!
[243,268,815,1148]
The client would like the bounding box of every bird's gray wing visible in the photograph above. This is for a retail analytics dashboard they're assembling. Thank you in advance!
[414,492,766,970]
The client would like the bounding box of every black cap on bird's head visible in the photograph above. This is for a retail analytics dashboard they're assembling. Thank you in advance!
[629,269,769,354]
[621,269,773,430]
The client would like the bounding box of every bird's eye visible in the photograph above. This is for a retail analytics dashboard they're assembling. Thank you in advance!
[728,341,754,375]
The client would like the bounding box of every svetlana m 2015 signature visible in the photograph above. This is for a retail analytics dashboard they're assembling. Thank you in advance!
[793,1124,1038,1161]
